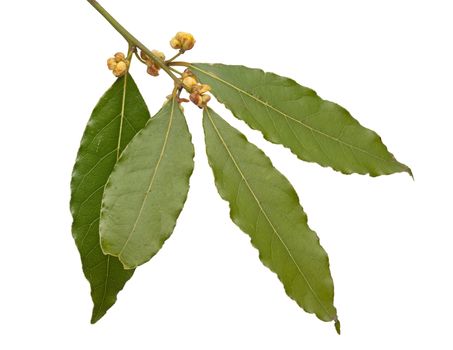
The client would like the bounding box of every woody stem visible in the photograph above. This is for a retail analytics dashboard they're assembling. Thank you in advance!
[87,0,181,86]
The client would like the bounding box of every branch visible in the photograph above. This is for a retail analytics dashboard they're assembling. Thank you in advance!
[87,0,181,85]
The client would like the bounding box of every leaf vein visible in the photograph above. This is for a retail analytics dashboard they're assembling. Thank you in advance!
[117,99,176,260]
[205,108,335,320]
[192,65,395,165]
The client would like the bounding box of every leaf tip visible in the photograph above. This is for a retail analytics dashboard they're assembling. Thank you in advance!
[90,308,104,324]
[334,318,341,335]
[407,167,415,181]
[398,161,413,180]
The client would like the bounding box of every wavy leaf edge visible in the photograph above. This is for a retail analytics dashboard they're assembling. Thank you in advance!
[203,107,340,332]
[192,63,412,178]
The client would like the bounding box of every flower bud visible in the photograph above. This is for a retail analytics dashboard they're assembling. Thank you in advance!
[183,76,198,90]
[201,94,211,104]
[170,38,182,49]
[152,49,165,61]
[182,39,195,51]
[177,32,196,51]
[171,32,195,51]
[114,52,126,62]
[113,61,128,77]
[189,91,210,108]
[198,84,211,94]
[182,69,195,79]
[107,57,117,70]
[147,64,160,77]
[189,92,203,107]
[192,83,211,94]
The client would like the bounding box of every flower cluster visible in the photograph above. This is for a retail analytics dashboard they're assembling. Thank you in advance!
[182,70,211,108]
[107,52,130,77]
[170,32,196,51]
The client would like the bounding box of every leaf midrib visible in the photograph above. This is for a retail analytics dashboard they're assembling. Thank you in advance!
[205,108,335,320]
[94,74,130,322]
[116,75,128,159]
[192,65,398,165]
[116,99,176,264]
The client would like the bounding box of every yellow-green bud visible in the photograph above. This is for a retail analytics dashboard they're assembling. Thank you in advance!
[171,32,195,51]
[201,94,211,104]
[183,76,198,90]
[182,69,195,79]
[192,83,211,95]
[107,57,117,70]
[113,61,128,77]
[114,52,126,62]
[175,32,196,51]
[152,49,165,61]
[182,39,195,51]
[170,38,182,49]
[198,84,211,94]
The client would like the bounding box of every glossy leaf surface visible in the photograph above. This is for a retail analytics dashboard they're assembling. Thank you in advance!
[100,98,194,269]
[203,108,339,330]
[192,63,411,177]
[70,75,150,322]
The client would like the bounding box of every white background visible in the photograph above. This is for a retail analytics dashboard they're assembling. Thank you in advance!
[1,0,452,348]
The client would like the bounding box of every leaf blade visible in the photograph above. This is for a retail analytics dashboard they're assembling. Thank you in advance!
[192,63,411,177]
[70,74,150,323]
[203,108,338,326]
[99,98,195,269]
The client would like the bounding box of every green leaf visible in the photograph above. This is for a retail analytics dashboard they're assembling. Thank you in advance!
[192,63,411,177]
[203,108,339,330]
[99,98,195,269]
[70,74,150,323]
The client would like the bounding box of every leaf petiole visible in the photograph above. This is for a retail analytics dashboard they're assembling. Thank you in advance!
[168,61,191,68]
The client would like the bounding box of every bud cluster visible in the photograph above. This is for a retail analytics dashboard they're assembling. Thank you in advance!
[141,50,166,77]
[182,70,211,108]
[170,32,196,51]
[107,52,130,77]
